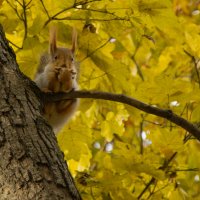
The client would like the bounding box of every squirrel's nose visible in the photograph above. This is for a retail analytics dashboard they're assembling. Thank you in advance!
[61,64,67,68]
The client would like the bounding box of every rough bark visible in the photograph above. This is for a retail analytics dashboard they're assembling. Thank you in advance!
[0,25,81,199]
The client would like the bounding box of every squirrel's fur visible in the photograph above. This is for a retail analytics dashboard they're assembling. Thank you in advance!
[35,28,79,133]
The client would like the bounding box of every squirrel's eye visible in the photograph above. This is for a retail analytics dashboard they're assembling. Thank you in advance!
[71,57,74,62]
[54,55,58,60]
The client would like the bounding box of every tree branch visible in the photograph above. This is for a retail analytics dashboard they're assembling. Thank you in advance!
[39,0,50,19]
[22,0,28,44]
[43,90,200,141]
[79,38,111,62]
[5,0,29,48]
[43,0,102,27]
[184,50,200,88]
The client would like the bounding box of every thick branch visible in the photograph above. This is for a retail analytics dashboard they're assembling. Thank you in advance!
[43,90,200,141]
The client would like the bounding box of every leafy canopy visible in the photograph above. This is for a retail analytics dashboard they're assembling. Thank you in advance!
[1,0,200,199]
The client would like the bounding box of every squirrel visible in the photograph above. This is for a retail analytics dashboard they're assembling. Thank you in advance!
[35,27,79,134]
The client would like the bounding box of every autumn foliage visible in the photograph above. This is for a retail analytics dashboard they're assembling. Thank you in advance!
[1,0,200,199]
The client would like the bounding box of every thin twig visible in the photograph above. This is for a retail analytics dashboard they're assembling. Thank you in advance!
[22,0,28,44]
[139,115,144,154]
[138,177,156,199]
[184,50,200,88]
[147,181,157,199]
[16,0,23,6]
[138,152,177,199]
[132,56,144,81]
[5,0,29,48]
[39,0,50,18]
[74,7,124,20]
[5,0,23,21]
[75,7,115,15]
[43,0,102,27]
[43,5,73,27]
[80,38,111,62]
[170,168,199,172]
[131,37,144,81]
[150,183,170,197]
[26,0,32,8]
[7,39,22,50]
[52,16,130,22]
[144,119,170,127]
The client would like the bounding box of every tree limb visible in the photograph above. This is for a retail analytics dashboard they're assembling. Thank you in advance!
[43,90,200,141]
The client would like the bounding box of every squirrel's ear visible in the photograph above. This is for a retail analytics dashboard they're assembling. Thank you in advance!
[71,28,77,54]
[49,27,57,57]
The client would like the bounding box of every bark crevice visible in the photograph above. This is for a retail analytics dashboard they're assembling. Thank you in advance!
[0,24,81,200]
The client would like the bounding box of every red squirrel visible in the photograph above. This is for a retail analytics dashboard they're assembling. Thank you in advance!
[35,28,79,134]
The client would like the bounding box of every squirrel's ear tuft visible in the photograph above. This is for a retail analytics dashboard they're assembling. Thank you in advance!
[71,28,77,54]
[49,26,57,57]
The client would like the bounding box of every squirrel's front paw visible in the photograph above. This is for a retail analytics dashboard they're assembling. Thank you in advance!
[41,88,52,93]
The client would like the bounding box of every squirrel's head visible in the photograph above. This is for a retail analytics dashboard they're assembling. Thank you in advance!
[49,27,77,74]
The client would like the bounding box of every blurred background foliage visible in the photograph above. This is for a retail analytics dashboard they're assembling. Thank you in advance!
[1,0,200,199]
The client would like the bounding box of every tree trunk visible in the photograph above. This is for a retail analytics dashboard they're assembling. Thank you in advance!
[0,25,81,199]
